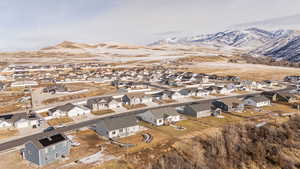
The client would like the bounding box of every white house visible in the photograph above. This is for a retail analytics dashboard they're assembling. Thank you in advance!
[49,103,91,117]
[0,120,13,128]
[67,106,91,117]
[11,81,38,87]
[0,113,40,129]
[244,96,271,107]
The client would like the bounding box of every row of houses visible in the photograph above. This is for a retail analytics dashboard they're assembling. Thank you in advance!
[21,94,273,166]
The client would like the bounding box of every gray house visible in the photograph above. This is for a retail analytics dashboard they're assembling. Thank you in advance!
[182,102,212,118]
[23,133,71,166]
[137,107,181,126]
[96,115,141,139]
[212,97,244,112]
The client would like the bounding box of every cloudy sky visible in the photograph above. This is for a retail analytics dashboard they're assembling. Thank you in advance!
[1,0,300,51]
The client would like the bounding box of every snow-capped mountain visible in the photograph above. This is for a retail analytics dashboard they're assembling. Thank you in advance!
[151,28,300,62]
[150,28,295,50]
[263,35,300,62]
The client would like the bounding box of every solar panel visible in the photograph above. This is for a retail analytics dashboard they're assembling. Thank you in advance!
[38,134,66,147]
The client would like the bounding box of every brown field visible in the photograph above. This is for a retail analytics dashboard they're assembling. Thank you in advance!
[47,117,74,126]
[0,103,23,115]
[187,62,300,81]
[43,85,116,104]
[0,129,18,139]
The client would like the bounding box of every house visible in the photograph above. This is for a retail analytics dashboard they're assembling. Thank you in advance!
[262,91,297,103]
[244,95,271,107]
[23,133,71,166]
[178,88,208,97]
[87,96,122,111]
[11,81,38,87]
[205,86,224,94]
[48,103,91,117]
[43,84,68,94]
[0,82,6,91]
[121,93,152,105]
[96,115,141,139]
[137,107,181,126]
[0,113,40,129]
[181,102,212,118]
[212,97,244,112]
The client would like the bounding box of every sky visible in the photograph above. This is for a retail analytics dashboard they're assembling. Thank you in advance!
[1,0,300,51]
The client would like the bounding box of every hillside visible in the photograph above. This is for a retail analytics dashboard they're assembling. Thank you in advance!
[97,115,300,169]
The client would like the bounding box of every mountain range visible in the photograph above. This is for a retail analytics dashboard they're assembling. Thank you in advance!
[151,28,300,62]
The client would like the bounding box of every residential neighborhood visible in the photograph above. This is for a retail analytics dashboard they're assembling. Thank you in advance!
[0,63,299,168]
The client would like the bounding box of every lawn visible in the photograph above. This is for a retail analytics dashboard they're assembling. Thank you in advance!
[47,117,73,126]
[92,109,115,116]
[123,104,147,110]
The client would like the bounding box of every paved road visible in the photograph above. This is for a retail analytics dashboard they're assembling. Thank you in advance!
[0,86,293,152]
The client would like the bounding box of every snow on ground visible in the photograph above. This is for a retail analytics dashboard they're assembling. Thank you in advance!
[78,151,117,164]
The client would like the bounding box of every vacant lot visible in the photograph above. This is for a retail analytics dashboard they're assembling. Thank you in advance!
[47,117,74,126]
[43,85,116,104]
[187,62,300,81]
[0,129,18,139]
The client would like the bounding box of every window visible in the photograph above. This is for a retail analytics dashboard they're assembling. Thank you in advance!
[111,131,116,135]
[119,128,124,133]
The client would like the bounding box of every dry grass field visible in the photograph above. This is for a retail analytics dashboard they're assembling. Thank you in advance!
[47,117,74,126]
[0,129,18,139]
[187,62,300,81]
[43,85,116,104]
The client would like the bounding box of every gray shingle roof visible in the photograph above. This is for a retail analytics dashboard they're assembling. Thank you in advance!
[246,95,270,102]
[99,115,138,131]
[145,107,180,119]
[186,102,211,112]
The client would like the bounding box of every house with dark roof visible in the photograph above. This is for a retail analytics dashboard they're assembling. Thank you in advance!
[121,93,152,105]
[0,113,40,129]
[137,107,181,126]
[244,95,271,107]
[23,133,71,166]
[182,102,212,118]
[96,115,141,139]
[213,97,244,112]
[262,91,297,103]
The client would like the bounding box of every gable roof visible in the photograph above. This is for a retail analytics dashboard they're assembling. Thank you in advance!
[245,95,270,103]
[98,115,138,131]
[186,102,212,112]
[144,107,180,119]
[49,103,76,113]
[217,97,243,106]
[0,112,39,123]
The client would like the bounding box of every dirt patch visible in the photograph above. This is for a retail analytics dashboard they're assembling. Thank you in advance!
[187,62,300,81]
[47,117,73,126]
[0,129,19,139]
